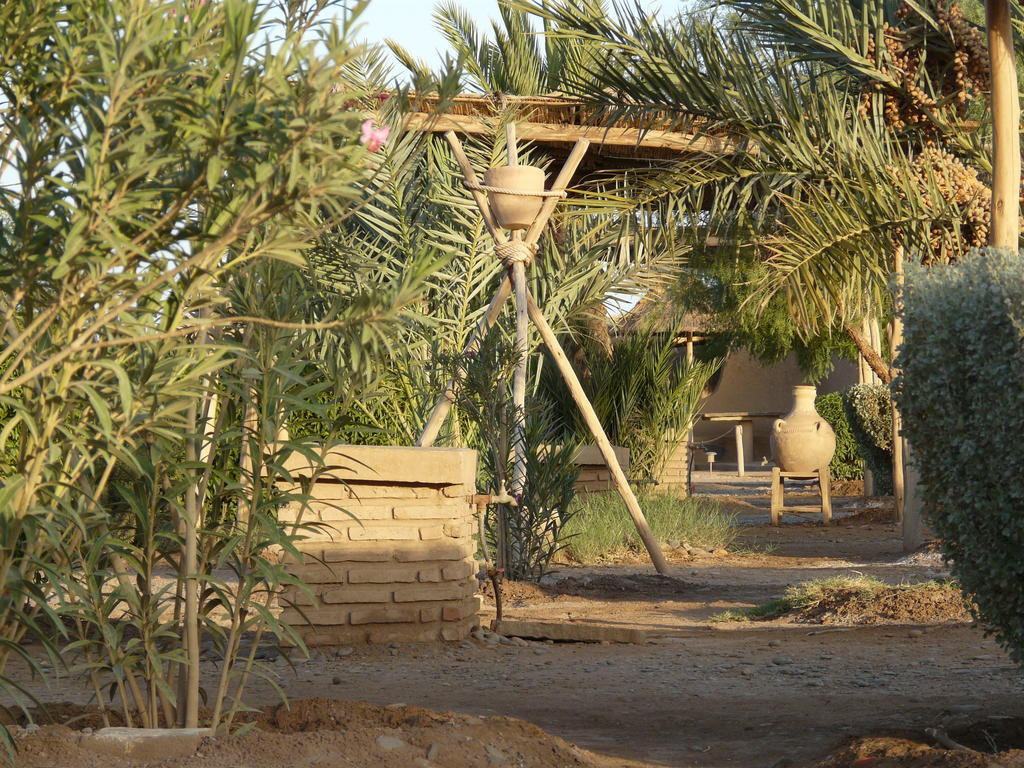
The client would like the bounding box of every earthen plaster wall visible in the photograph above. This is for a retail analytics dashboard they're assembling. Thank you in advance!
[277,445,480,645]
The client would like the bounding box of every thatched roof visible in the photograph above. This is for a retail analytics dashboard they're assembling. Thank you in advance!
[404,93,742,168]
[611,292,710,338]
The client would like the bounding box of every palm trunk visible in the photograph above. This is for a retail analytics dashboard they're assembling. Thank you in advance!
[844,322,891,384]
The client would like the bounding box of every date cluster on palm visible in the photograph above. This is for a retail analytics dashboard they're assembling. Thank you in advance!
[859,0,990,130]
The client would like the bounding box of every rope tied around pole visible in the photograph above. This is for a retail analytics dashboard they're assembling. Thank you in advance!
[496,240,537,267]
[463,180,567,198]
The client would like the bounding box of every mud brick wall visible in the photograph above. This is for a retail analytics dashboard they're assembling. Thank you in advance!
[278,445,480,645]
[654,440,690,495]
[571,445,629,496]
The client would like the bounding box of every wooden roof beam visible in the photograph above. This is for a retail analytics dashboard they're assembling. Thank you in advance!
[405,112,740,155]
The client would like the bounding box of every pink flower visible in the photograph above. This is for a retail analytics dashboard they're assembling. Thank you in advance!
[360,119,390,152]
[376,92,390,101]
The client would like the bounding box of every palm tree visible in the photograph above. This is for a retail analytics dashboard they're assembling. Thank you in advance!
[429,0,608,94]
[511,0,1000,382]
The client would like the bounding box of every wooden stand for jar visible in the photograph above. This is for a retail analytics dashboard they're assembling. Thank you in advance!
[416,124,670,575]
[770,467,832,526]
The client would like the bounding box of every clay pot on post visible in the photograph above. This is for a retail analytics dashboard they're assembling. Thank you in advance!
[483,165,545,230]
[773,385,836,474]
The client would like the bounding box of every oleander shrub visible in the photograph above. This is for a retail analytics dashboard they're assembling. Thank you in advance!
[814,392,861,481]
[0,0,429,738]
[896,247,1024,663]
[844,384,893,495]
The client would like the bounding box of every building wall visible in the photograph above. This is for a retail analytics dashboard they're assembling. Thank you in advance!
[690,350,857,464]
[571,445,629,496]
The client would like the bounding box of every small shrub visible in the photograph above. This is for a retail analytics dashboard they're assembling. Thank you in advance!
[491,420,580,581]
[844,384,893,495]
[449,335,579,580]
[562,492,736,563]
[814,392,861,481]
[896,248,1024,664]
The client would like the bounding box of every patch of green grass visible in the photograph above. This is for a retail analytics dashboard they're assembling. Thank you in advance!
[561,491,737,564]
[728,541,780,557]
[708,575,961,622]
[708,598,791,623]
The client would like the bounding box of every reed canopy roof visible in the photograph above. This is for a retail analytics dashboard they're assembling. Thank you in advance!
[404,92,743,172]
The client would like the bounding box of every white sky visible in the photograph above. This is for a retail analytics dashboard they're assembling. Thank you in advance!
[349,0,683,69]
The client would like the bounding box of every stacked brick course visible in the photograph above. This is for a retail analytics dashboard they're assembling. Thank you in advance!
[654,440,690,495]
[278,445,480,645]
[571,445,629,496]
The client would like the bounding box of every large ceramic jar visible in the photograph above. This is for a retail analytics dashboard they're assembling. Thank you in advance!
[773,385,836,474]
[483,165,545,230]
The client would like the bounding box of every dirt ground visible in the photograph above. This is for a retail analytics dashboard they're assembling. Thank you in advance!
[6,490,1024,768]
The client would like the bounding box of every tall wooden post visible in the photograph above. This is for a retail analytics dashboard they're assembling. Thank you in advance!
[987,0,1021,249]
[507,123,529,498]
[892,248,924,550]
[734,424,745,477]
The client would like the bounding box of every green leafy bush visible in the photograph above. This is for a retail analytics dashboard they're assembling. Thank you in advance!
[0,0,424,736]
[562,491,736,563]
[896,248,1024,663]
[814,392,861,481]
[447,334,580,580]
[844,384,893,495]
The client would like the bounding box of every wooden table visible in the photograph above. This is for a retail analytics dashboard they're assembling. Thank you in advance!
[700,412,782,477]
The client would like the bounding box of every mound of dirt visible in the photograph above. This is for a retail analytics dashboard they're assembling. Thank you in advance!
[12,698,611,768]
[838,503,900,525]
[479,573,697,607]
[793,584,972,625]
[896,540,947,567]
[816,723,1024,768]
[830,479,865,497]
[479,578,552,606]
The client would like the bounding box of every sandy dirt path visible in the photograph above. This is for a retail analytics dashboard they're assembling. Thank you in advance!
[8,513,1024,767]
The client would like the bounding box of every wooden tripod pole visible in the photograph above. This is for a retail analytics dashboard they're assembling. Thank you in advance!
[417,276,512,447]
[891,250,905,528]
[526,292,670,574]
[417,134,590,447]
[507,123,529,496]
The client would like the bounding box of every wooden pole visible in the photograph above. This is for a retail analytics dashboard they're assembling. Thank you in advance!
[505,122,519,167]
[507,123,529,496]
[526,292,670,574]
[986,0,1021,249]
[510,267,529,491]
[417,132,515,447]
[734,423,745,477]
[523,139,590,245]
[182,401,201,728]
[892,249,907,527]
